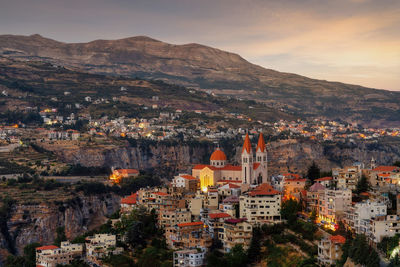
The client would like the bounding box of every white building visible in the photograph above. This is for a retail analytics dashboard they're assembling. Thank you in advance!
[173,249,206,267]
[345,200,387,236]
[371,215,400,243]
[239,183,281,224]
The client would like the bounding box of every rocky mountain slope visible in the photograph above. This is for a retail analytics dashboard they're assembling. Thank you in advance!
[1,34,399,127]
[0,193,120,261]
[0,56,291,122]
[38,139,400,176]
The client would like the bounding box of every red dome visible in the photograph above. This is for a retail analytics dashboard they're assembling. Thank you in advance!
[210,149,227,161]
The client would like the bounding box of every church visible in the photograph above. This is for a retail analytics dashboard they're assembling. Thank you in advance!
[192,133,268,191]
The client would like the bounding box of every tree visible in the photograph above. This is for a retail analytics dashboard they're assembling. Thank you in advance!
[355,175,370,194]
[247,227,262,264]
[225,245,248,267]
[54,227,67,246]
[310,209,317,223]
[281,199,301,224]
[307,161,320,182]
[394,161,400,167]
[126,221,145,248]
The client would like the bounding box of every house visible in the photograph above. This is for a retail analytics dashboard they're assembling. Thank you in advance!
[36,242,83,267]
[219,195,239,218]
[120,193,138,214]
[283,177,307,201]
[85,234,123,260]
[314,177,333,188]
[172,174,199,192]
[318,235,346,266]
[110,168,139,183]
[173,249,206,267]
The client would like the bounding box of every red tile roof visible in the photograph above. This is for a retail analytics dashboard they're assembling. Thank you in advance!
[315,177,333,181]
[180,175,197,180]
[36,245,59,250]
[330,235,346,244]
[177,221,203,227]
[226,183,241,189]
[121,193,137,205]
[282,173,301,179]
[221,165,242,171]
[222,195,240,203]
[372,166,399,172]
[249,183,280,196]
[242,133,252,153]
[225,218,247,224]
[209,213,231,219]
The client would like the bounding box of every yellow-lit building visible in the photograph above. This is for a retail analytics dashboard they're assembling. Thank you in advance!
[192,133,269,191]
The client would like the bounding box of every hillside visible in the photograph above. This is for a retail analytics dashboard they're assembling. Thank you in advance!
[0,34,399,126]
[0,57,291,123]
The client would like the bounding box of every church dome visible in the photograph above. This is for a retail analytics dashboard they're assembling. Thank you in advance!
[210,149,227,161]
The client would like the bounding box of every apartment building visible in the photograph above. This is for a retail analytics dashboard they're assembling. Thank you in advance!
[159,208,192,228]
[165,222,212,250]
[239,184,281,224]
[222,218,252,252]
[344,200,387,235]
[371,215,400,243]
[332,165,362,190]
[319,189,352,223]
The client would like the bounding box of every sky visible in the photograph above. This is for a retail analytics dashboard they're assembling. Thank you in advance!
[0,0,399,91]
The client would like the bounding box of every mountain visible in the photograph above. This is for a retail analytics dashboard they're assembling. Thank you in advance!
[0,34,399,127]
[0,56,291,123]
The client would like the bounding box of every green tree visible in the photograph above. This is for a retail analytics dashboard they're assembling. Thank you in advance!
[225,245,248,267]
[394,161,400,167]
[355,175,370,194]
[281,199,301,224]
[307,161,320,182]
[247,227,262,264]
[54,226,67,246]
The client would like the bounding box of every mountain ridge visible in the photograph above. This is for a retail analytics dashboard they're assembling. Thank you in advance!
[0,34,399,127]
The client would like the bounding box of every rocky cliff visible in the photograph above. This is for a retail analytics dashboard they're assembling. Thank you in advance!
[1,193,120,260]
[43,140,400,176]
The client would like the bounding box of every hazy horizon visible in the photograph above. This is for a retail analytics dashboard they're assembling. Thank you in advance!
[1,0,399,91]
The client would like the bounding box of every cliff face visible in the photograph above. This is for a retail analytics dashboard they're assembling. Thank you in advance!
[47,140,400,175]
[52,143,213,175]
[2,193,120,258]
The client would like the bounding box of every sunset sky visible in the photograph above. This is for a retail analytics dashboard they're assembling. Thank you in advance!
[1,0,399,90]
